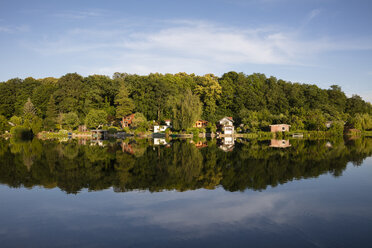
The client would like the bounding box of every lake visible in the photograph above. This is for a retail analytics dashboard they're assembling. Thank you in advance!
[0,137,372,247]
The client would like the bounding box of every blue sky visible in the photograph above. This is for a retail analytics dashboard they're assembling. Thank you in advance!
[1,0,372,101]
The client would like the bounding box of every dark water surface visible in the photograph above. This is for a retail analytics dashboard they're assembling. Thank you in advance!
[0,138,372,247]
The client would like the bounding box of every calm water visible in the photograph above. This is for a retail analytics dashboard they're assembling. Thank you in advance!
[0,137,372,248]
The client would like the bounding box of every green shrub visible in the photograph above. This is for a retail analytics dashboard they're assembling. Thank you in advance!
[165,128,171,136]
[123,127,130,133]
[186,127,200,137]
[10,126,33,140]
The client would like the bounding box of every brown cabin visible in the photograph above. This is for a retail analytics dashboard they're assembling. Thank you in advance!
[269,124,291,132]
[194,120,208,128]
[122,114,135,128]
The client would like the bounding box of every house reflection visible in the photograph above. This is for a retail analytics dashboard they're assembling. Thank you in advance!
[154,138,168,146]
[121,142,134,154]
[218,137,235,152]
[90,140,105,147]
[194,140,208,149]
[269,139,291,148]
[78,138,88,145]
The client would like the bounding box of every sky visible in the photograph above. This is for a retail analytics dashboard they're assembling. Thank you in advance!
[0,0,372,102]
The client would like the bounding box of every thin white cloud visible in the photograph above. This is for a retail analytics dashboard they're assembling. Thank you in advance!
[0,25,29,33]
[26,19,372,76]
[0,26,11,32]
[303,8,322,26]
[53,10,105,19]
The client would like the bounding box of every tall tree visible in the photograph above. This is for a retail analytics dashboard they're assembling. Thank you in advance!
[172,90,202,130]
[54,73,86,115]
[44,95,58,131]
[85,109,108,129]
[0,115,9,134]
[194,74,222,122]
[115,83,134,118]
[63,112,80,130]
[23,98,37,116]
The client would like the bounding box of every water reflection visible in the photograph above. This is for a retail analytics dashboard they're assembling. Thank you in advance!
[218,136,235,152]
[0,137,372,194]
[269,139,291,148]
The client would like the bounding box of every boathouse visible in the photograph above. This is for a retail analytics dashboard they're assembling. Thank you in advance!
[218,117,234,135]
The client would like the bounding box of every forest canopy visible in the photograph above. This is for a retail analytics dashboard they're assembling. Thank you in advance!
[0,72,371,133]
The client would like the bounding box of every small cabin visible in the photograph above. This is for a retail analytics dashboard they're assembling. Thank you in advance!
[218,117,234,135]
[194,120,208,128]
[164,119,172,126]
[269,124,290,132]
[122,114,135,128]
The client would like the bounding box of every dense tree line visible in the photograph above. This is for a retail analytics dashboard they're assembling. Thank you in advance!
[0,72,372,134]
[0,138,371,193]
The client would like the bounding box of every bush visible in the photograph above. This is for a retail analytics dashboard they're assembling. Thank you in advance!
[123,127,130,133]
[10,126,33,140]
[186,127,200,137]
[329,121,344,136]
[206,123,217,133]
[85,109,107,129]
[63,112,80,130]
[165,128,171,136]
[9,116,22,126]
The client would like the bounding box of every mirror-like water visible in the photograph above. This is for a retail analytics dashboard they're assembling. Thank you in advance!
[0,137,372,247]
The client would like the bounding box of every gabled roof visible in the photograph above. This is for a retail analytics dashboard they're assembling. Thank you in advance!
[269,124,291,127]
[219,117,234,123]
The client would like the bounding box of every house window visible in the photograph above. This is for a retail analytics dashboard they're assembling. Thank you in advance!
[282,127,285,131]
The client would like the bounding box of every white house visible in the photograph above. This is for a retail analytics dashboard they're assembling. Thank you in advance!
[218,117,234,135]
[154,125,169,133]
[154,120,172,133]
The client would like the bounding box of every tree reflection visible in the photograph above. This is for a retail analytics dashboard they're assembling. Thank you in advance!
[0,137,371,194]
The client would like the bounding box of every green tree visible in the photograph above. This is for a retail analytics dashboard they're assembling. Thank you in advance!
[329,120,344,136]
[63,112,80,130]
[54,73,86,115]
[23,98,38,130]
[85,109,108,129]
[173,89,202,130]
[115,83,134,118]
[131,113,148,129]
[23,98,37,116]
[305,109,326,131]
[9,116,22,126]
[30,116,43,134]
[0,115,10,134]
[194,74,222,122]
[44,95,58,131]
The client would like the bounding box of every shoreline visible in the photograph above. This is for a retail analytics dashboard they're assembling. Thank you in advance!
[2,130,372,140]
